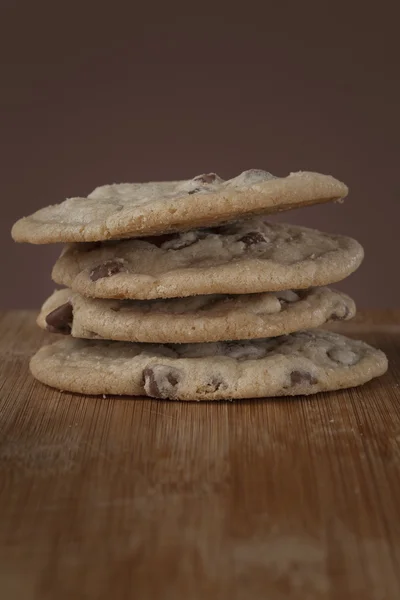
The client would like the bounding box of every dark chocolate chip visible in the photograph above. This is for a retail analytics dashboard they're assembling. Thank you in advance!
[143,365,181,399]
[188,188,201,195]
[45,301,73,335]
[239,232,267,246]
[290,370,318,385]
[90,259,124,282]
[193,173,218,184]
[330,305,351,321]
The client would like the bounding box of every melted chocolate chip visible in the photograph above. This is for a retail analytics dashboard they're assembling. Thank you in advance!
[239,232,267,246]
[290,370,318,385]
[193,173,218,184]
[45,301,73,335]
[90,259,124,282]
[143,365,181,399]
[330,305,351,321]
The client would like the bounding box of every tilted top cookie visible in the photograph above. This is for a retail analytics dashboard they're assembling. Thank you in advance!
[30,330,388,400]
[12,170,347,244]
[52,217,364,300]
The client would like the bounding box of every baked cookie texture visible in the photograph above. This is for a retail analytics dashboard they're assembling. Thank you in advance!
[30,330,388,400]
[38,286,356,343]
[12,170,347,243]
[11,167,387,400]
[51,218,364,299]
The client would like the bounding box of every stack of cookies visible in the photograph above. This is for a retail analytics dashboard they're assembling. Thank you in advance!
[12,170,387,401]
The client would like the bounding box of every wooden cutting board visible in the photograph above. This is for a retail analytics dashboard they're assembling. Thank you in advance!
[0,310,399,599]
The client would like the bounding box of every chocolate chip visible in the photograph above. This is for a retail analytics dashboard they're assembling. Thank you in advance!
[290,370,318,385]
[143,365,181,399]
[45,301,73,335]
[239,232,267,246]
[193,173,219,184]
[188,188,201,195]
[90,259,124,282]
[330,305,351,321]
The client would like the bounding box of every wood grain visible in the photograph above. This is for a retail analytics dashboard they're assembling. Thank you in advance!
[0,310,399,600]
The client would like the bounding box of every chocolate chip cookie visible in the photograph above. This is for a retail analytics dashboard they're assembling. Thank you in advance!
[38,286,356,343]
[12,170,347,243]
[30,330,388,400]
[51,218,364,299]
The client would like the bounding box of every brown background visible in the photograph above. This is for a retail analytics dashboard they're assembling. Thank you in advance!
[1,1,398,309]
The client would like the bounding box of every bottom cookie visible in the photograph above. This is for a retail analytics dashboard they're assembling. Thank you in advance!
[30,330,388,401]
